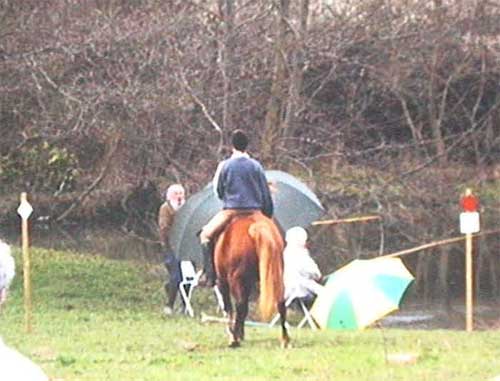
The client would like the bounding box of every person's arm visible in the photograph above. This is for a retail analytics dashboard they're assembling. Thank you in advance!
[258,168,273,218]
[214,160,226,200]
[300,254,322,281]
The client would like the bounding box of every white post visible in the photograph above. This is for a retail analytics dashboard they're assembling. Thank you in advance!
[18,192,33,333]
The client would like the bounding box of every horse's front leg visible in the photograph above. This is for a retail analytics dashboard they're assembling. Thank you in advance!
[278,300,290,349]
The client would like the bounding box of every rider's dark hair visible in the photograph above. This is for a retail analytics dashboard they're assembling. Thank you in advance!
[231,130,249,151]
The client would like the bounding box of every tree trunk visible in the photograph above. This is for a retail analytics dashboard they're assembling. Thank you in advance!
[282,0,309,141]
[219,0,235,135]
[438,246,451,311]
[428,48,447,165]
[261,0,290,164]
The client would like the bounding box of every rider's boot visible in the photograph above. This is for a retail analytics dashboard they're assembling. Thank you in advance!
[198,241,216,287]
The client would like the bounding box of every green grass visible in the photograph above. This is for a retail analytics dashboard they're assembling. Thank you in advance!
[1,248,499,381]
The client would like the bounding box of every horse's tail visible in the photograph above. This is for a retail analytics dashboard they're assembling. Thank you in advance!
[249,219,285,321]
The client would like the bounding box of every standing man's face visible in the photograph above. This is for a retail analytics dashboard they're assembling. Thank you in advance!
[168,189,185,211]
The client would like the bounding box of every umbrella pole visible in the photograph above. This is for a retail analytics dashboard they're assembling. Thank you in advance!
[375,322,389,365]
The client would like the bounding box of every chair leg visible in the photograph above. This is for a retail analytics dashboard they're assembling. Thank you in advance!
[179,282,194,317]
[269,297,295,327]
[297,300,317,330]
[186,285,195,317]
[269,313,280,327]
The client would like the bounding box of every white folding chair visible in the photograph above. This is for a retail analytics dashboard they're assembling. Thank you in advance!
[179,261,226,318]
[269,292,318,330]
[179,261,201,317]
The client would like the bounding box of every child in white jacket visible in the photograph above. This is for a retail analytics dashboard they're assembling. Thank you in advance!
[283,227,323,303]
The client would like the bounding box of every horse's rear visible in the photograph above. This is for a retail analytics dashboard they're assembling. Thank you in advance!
[214,212,290,348]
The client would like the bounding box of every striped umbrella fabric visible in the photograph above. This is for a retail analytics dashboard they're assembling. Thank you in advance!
[310,257,414,330]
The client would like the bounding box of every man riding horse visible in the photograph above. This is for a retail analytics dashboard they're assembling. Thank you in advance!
[198,129,274,287]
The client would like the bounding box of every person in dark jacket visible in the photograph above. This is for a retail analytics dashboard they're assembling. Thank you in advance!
[198,130,274,287]
[158,183,186,315]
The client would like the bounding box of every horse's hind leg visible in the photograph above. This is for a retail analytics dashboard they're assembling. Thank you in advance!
[234,296,249,342]
[228,281,249,348]
[217,280,234,340]
[278,300,290,348]
[217,280,232,318]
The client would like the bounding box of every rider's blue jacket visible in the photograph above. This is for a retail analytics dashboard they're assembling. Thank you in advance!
[214,153,273,218]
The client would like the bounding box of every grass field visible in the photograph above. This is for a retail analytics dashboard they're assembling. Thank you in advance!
[1,247,499,381]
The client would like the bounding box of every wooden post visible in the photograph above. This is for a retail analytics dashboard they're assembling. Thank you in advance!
[465,232,473,332]
[18,192,33,333]
[459,188,479,333]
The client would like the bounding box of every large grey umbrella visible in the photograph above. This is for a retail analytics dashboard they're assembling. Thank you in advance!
[169,170,324,264]
[266,170,324,233]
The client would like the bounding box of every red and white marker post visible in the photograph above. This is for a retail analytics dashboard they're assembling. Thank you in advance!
[459,188,480,332]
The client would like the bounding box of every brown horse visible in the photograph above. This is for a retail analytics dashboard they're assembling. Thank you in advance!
[214,211,290,348]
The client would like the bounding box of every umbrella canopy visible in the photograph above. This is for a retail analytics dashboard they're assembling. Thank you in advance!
[169,170,324,264]
[310,257,414,330]
[266,170,324,233]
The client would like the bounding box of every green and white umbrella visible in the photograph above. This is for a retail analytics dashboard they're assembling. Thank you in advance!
[310,257,414,330]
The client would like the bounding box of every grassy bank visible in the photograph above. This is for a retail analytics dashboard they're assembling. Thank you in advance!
[1,247,499,381]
